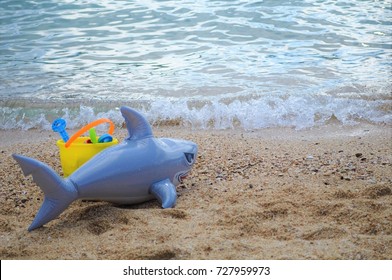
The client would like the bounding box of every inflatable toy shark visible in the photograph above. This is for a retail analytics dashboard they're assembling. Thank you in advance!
[13,106,198,231]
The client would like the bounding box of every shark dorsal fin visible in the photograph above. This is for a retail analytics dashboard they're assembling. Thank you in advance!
[120,106,153,140]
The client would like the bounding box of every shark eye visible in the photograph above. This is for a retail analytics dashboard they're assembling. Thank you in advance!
[184,153,195,165]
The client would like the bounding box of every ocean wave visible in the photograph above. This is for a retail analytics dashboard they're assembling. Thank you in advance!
[1,93,391,131]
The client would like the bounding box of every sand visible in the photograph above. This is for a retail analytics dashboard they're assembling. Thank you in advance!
[0,124,391,260]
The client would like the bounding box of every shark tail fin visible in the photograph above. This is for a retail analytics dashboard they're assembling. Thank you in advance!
[12,154,78,231]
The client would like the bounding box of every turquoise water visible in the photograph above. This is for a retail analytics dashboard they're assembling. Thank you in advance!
[0,0,391,129]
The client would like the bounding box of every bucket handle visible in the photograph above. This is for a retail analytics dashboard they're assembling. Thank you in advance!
[65,118,115,148]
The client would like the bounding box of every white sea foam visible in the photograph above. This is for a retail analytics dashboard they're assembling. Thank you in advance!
[1,93,391,131]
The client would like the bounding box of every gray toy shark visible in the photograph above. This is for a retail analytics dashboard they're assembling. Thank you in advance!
[13,106,198,231]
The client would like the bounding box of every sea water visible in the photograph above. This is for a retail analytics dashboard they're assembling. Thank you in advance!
[0,0,391,130]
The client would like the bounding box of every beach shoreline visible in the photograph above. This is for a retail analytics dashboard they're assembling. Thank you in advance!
[1,124,391,259]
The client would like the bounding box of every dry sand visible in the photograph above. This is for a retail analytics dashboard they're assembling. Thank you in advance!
[0,124,391,259]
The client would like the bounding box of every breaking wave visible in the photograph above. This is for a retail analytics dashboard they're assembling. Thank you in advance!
[1,90,391,131]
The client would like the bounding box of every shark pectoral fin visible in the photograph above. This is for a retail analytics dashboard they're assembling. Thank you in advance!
[149,179,177,208]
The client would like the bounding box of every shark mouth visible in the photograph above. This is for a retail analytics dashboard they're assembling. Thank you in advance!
[176,171,190,183]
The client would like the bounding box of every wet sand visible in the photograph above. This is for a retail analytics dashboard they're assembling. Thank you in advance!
[0,124,391,259]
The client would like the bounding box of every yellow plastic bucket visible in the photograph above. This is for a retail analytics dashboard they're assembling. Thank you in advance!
[55,118,119,177]
[57,137,118,177]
